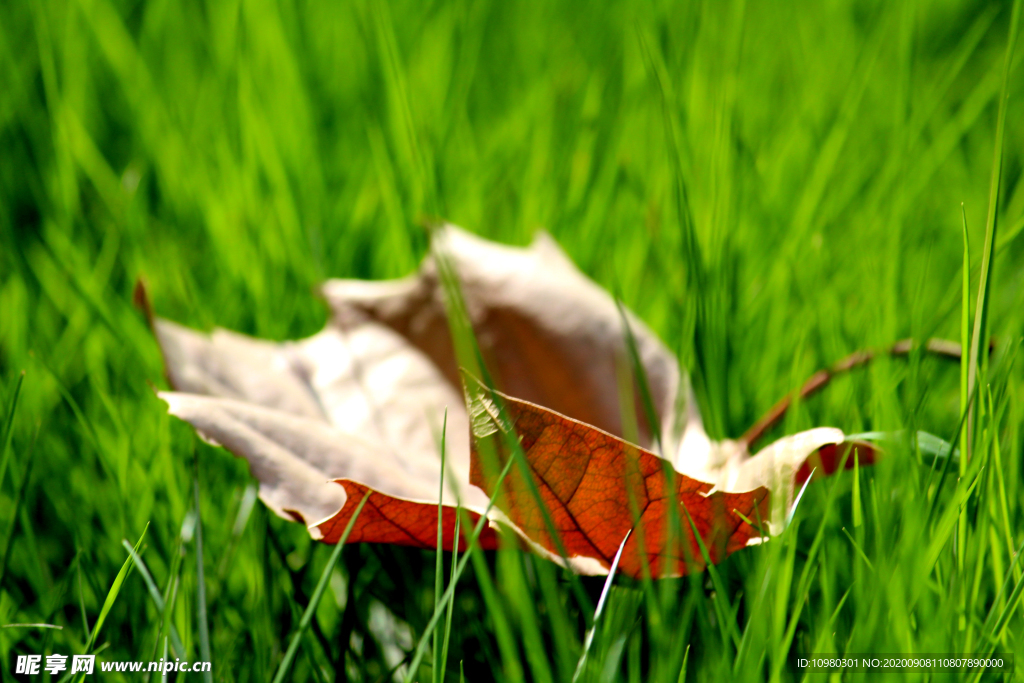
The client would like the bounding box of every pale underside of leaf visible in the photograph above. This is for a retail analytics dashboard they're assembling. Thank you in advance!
[155,316,487,533]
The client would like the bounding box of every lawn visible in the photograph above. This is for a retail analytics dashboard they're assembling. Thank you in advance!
[1,0,1024,680]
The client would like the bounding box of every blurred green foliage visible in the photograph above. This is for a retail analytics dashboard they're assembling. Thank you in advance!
[1,0,1023,680]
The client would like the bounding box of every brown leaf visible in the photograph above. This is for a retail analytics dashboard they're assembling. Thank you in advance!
[148,225,873,577]
[467,386,771,579]
[149,225,682,555]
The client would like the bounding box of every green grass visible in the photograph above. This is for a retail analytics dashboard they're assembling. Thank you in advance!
[2,0,1024,680]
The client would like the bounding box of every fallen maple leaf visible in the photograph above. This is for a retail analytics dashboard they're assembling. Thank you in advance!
[147,225,873,578]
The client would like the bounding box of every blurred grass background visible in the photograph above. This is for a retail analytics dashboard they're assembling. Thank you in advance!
[1,0,1023,680]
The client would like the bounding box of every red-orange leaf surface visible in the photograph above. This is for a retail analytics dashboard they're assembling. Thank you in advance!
[795,441,876,486]
[316,480,500,551]
[469,390,770,579]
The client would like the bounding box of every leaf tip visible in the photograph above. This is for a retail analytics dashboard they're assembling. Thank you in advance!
[132,277,155,329]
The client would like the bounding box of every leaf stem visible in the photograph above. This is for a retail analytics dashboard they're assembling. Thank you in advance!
[741,337,984,449]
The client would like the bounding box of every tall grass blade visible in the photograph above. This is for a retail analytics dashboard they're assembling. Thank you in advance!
[0,371,24,494]
[438,510,461,683]
[676,644,690,683]
[786,469,815,527]
[572,530,631,683]
[0,428,36,588]
[616,300,663,455]
[840,527,874,572]
[271,492,370,683]
[83,524,148,657]
[852,451,862,528]
[435,233,594,615]
[679,504,741,649]
[922,473,982,579]
[121,540,185,658]
[433,410,447,683]
[985,561,1024,644]
[960,203,971,457]
[980,540,1024,637]
[403,452,519,683]
[966,0,1022,449]
[192,463,212,683]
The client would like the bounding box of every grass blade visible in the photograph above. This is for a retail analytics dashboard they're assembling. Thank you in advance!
[272,492,371,683]
[966,0,1021,450]
[679,503,741,650]
[980,540,1024,636]
[0,370,25,493]
[840,527,874,572]
[676,644,690,683]
[980,565,1024,666]
[403,451,520,683]
[192,463,212,683]
[433,410,447,683]
[120,540,185,658]
[84,524,148,654]
[852,450,863,528]
[438,509,460,683]
[571,530,631,683]
[0,427,37,588]
[960,203,971,454]
[616,299,663,455]
[922,472,982,579]
[161,637,169,683]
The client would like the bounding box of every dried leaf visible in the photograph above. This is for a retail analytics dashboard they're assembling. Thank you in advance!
[149,224,874,577]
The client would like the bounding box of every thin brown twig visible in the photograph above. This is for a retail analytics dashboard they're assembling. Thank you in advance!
[740,338,992,450]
